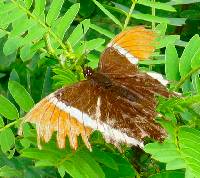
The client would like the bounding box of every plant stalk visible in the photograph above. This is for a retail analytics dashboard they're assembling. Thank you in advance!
[152,0,156,30]
[0,118,22,132]
[174,66,200,91]
[123,1,136,30]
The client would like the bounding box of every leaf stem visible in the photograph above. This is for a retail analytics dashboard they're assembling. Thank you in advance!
[123,1,136,30]
[0,118,22,132]
[173,66,200,91]
[152,0,156,30]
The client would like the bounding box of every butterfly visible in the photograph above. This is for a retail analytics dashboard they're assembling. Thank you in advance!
[19,26,169,151]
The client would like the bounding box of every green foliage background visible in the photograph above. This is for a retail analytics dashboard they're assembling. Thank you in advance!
[0,0,200,177]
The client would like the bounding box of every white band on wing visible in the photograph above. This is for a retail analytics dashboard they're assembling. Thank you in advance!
[48,94,144,148]
[147,71,169,86]
[107,42,139,65]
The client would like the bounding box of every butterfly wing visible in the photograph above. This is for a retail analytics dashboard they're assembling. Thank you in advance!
[97,26,169,142]
[20,79,152,150]
[20,26,168,151]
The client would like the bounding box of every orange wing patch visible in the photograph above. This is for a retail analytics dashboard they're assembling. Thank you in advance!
[19,96,92,150]
[110,26,156,60]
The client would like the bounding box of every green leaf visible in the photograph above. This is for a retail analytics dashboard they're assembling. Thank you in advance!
[149,170,185,178]
[191,48,200,69]
[62,161,84,178]
[22,26,46,47]
[0,166,22,177]
[165,45,180,81]
[167,0,200,5]
[46,0,64,26]
[21,148,61,162]
[11,17,35,37]
[58,166,66,178]
[168,18,186,26]
[179,34,200,77]
[175,40,187,47]
[145,142,180,162]
[0,29,7,38]
[0,95,19,120]
[0,128,15,153]
[0,116,4,128]
[102,154,136,178]
[0,9,24,27]
[24,0,33,9]
[9,69,20,82]
[0,73,6,78]
[88,53,100,68]
[192,74,200,93]
[92,0,122,28]
[72,155,99,178]
[144,126,200,178]
[77,149,105,178]
[41,67,52,98]
[156,35,180,49]
[166,158,186,170]
[33,0,46,16]
[68,19,90,47]
[35,160,55,167]
[20,138,31,149]
[139,59,165,65]
[155,23,167,35]
[8,80,34,112]
[20,44,33,61]
[86,38,105,51]
[3,36,22,56]
[54,3,80,40]
[52,68,78,87]
[0,3,16,15]
[90,24,115,39]
[137,0,176,12]
[75,38,105,55]
[92,148,118,170]
[132,13,169,24]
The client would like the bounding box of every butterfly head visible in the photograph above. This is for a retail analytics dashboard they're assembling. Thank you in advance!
[83,67,94,78]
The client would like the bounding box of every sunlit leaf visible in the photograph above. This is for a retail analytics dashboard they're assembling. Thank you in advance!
[3,36,22,56]
[179,34,200,77]
[132,13,169,23]
[46,0,64,26]
[33,0,46,16]
[0,95,19,120]
[68,19,90,47]
[8,80,34,112]
[138,0,176,12]
[165,45,180,81]
[0,128,15,153]
[24,0,33,9]
[167,0,200,5]
[54,3,80,40]
[145,126,200,178]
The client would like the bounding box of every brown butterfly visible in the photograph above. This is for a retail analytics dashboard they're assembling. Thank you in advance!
[19,26,169,151]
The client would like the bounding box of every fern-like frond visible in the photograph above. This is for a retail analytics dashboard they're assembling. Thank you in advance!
[0,1,93,64]
[145,125,200,178]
